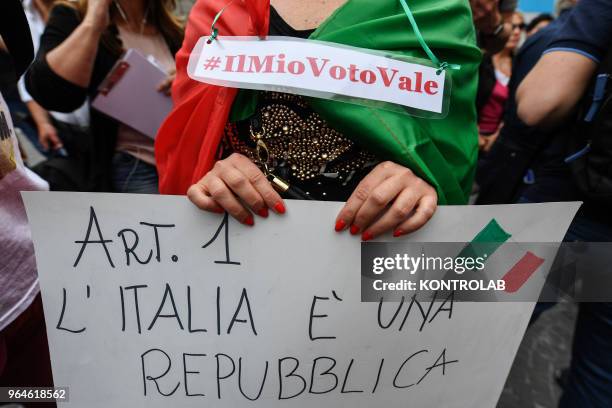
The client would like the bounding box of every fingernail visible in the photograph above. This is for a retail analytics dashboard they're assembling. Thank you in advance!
[274,202,286,214]
[393,229,404,238]
[257,207,269,218]
[335,219,346,232]
[350,225,360,235]
[244,215,254,226]
[362,231,374,242]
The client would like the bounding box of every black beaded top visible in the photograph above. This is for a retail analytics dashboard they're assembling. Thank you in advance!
[223,7,379,201]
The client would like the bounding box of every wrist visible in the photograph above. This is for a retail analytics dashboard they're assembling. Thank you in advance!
[82,15,107,34]
[37,122,53,131]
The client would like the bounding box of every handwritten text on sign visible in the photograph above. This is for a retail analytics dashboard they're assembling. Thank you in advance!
[188,36,447,114]
[22,194,580,407]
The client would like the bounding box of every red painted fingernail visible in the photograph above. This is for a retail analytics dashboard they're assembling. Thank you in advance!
[335,219,346,232]
[393,229,404,238]
[362,231,374,242]
[257,207,269,218]
[350,225,360,235]
[244,215,255,226]
[274,202,286,214]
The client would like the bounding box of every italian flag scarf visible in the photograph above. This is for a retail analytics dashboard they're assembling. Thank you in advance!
[155,0,481,204]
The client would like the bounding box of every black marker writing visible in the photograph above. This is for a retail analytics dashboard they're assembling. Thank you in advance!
[202,213,241,265]
[56,287,86,333]
[73,206,114,268]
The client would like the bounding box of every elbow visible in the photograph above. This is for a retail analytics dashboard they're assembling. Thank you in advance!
[24,68,52,109]
[516,77,569,128]
[516,84,552,127]
[25,63,87,113]
[37,96,85,113]
[517,101,549,127]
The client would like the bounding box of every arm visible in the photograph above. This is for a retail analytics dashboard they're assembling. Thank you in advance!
[516,51,597,127]
[26,101,62,150]
[45,0,111,88]
[17,75,62,150]
[25,2,110,112]
[517,0,612,127]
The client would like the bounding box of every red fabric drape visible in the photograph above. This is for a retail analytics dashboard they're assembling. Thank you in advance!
[155,0,270,195]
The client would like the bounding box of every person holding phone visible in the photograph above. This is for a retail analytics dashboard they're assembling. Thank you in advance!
[26,0,184,193]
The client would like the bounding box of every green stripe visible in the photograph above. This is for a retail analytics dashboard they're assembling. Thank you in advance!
[457,218,511,261]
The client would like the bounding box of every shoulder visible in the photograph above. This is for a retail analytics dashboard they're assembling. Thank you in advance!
[546,1,612,63]
[519,21,559,58]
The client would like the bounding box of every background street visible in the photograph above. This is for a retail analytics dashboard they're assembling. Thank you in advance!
[498,302,577,407]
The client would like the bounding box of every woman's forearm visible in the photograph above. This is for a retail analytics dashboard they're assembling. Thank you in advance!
[45,20,103,88]
[26,100,51,130]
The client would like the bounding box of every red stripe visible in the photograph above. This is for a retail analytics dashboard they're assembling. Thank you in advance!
[156,0,271,194]
[502,251,545,293]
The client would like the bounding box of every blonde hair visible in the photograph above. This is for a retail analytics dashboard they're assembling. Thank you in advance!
[55,0,183,55]
[513,11,525,24]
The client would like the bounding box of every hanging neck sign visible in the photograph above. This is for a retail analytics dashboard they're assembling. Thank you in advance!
[188,36,451,118]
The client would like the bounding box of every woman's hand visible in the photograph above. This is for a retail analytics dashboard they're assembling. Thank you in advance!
[478,126,502,153]
[157,68,176,96]
[335,161,437,240]
[46,0,111,88]
[25,100,63,151]
[83,0,113,32]
[38,122,63,151]
[187,153,286,226]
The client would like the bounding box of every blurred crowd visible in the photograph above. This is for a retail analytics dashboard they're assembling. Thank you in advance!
[1,0,612,407]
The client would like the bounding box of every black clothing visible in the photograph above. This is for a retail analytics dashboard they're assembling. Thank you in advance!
[25,5,181,191]
[269,6,315,39]
[476,54,496,121]
[0,0,33,80]
[477,9,611,224]
[224,7,378,201]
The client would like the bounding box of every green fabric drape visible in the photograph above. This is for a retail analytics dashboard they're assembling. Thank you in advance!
[230,0,481,204]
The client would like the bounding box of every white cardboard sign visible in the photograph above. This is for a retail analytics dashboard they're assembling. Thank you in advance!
[188,36,447,115]
[22,193,580,407]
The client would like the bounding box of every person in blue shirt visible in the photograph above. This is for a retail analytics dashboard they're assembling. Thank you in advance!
[517,0,612,406]
[476,2,578,205]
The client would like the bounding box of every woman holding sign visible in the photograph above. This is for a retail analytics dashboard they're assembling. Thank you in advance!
[156,0,481,239]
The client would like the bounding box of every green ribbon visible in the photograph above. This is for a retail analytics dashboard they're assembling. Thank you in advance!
[398,0,461,74]
[209,0,461,75]
[208,0,235,43]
